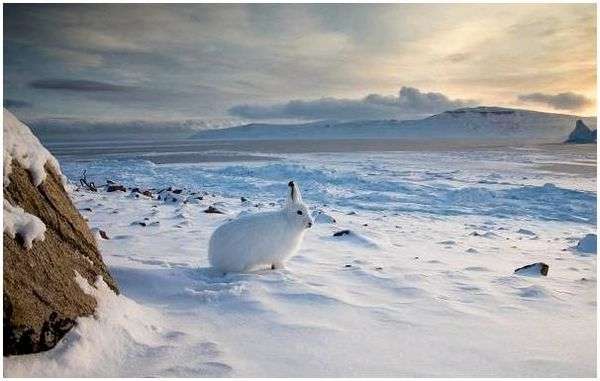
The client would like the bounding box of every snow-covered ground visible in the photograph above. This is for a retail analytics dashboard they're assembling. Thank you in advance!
[4,142,596,377]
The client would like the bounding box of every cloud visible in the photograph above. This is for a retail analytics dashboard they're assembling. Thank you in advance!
[518,92,592,111]
[229,86,477,120]
[29,79,134,92]
[4,99,32,108]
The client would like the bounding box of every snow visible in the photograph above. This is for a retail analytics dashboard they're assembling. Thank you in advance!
[576,234,597,254]
[3,199,46,249]
[4,141,596,377]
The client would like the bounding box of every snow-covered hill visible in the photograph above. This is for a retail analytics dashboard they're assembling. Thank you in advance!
[192,107,597,143]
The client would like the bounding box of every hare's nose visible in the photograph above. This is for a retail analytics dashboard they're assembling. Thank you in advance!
[307,222,313,228]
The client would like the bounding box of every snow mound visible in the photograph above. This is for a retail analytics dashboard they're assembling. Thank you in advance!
[4,272,230,377]
[576,234,597,254]
[3,109,63,188]
[3,199,46,249]
[312,210,336,224]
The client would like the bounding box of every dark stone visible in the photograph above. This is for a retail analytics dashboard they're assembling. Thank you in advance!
[106,184,126,192]
[98,230,109,240]
[344,264,352,268]
[204,206,225,214]
[172,189,183,194]
[333,230,351,237]
[241,197,248,202]
[514,262,549,276]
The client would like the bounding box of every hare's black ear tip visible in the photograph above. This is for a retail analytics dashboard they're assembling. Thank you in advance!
[288,181,294,187]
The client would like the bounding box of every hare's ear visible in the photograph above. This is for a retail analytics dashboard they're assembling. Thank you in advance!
[287,181,302,205]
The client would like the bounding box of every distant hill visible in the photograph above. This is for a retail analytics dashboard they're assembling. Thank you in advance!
[192,107,597,143]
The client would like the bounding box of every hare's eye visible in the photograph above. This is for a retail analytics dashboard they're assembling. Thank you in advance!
[297,210,303,215]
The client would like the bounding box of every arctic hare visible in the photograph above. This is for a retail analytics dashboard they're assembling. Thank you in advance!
[208,181,313,273]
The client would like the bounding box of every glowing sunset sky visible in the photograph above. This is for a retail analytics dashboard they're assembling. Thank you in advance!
[4,3,596,122]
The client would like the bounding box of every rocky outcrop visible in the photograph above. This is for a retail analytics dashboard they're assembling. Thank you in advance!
[565,120,597,143]
[514,262,549,276]
[4,110,118,356]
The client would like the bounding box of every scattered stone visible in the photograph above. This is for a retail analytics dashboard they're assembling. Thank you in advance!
[346,211,357,215]
[131,220,159,227]
[333,229,351,237]
[98,230,109,240]
[344,264,352,268]
[375,266,383,271]
[514,262,549,276]
[465,248,478,253]
[204,205,226,214]
[517,228,536,236]
[172,189,183,194]
[106,184,126,192]
[79,207,93,212]
[241,197,248,202]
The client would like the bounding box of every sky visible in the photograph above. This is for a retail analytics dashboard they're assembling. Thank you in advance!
[3,3,597,127]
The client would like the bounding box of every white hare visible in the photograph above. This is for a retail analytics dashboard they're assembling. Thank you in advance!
[208,181,313,273]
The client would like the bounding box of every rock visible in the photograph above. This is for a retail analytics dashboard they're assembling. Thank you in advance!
[131,188,153,198]
[240,197,248,202]
[333,229,351,237]
[172,189,183,194]
[4,156,118,354]
[565,120,597,143]
[576,234,597,254]
[98,230,110,240]
[204,206,226,214]
[516,228,536,236]
[131,220,159,227]
[344,264,352,268]
[106,184,126,192]
[3,110,118,355]
[514,262,549,276]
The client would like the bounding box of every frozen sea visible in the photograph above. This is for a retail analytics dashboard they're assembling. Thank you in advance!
[5,138,597,377]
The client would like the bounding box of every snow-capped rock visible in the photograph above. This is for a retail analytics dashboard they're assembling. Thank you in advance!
[565,120,597,143]
[514,262,549,276]
[3,109,118,355]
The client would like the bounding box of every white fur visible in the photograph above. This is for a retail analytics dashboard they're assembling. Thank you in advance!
[208,181,313,273]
